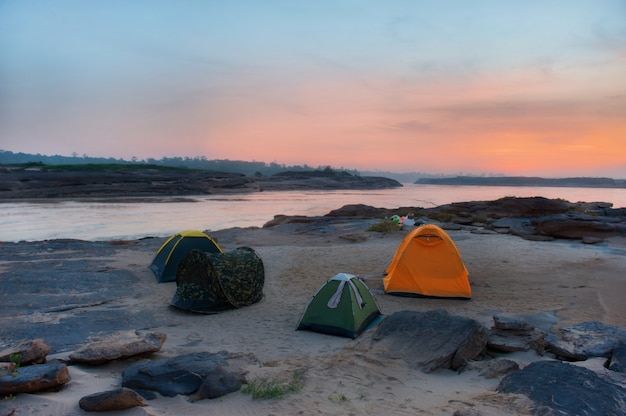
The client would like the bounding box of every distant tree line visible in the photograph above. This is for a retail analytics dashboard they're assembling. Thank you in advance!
[0,150,359,177]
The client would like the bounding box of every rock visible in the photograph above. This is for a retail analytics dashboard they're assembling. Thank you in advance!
[545,321,626,361]
[477,358,519,379]
[441,223,462,231]
[533,213,624,239]
[190,367,245,401]
[492,314,533,331]
[582,236,604,244]
[497,360,626,416]
[122,351,253,398]
[0,339,50,365]
[69,331,166,365]
[491,217,536,237]
[0,360,70,395]
[366,310,488,372]
[470,228,497,234]
[609,342,626,372]
[487,314,547,353]
[324,204,392,218]
[427,197,570,219]
[79,388,146,411]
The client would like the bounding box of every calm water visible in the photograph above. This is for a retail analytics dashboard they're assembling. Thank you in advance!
[1,184,625,242]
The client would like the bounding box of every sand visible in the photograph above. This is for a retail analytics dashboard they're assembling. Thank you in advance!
[1,224,625,415]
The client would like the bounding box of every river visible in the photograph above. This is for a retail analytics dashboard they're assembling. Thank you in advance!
[1,184,625,242]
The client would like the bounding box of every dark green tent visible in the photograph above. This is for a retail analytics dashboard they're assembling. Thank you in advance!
[297,273,381,339]
[171,247,264,314]
[150,230,222,283]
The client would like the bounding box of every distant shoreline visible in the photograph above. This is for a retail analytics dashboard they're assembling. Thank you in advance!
[416,176,626,188]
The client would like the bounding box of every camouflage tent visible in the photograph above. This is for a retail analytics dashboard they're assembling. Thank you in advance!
[171,247,264,313]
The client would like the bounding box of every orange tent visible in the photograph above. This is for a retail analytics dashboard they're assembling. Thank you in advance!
[384,224,471,299]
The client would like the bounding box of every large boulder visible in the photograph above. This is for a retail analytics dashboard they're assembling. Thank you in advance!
[0,360,70,395]
[122,351,252,399]
[365,310,488,372]
[498,360,626,416]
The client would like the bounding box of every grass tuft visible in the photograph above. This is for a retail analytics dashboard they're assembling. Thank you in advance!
[241,369,305,400]
[366,219,402,232]
[426,212,456,223]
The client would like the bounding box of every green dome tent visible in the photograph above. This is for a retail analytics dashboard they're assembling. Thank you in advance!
[150,230,222,283]
[171,247,265,314]
[297,273,381,339]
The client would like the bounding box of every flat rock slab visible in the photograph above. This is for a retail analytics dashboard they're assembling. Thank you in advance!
[498,360,626,416]
[364,309,488,372]
[0,238,173,354]
[0,360,70,396]
[69,331,167,364]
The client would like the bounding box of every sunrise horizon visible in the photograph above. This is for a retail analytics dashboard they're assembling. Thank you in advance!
[2,148,626,181]
[1,2,625,179]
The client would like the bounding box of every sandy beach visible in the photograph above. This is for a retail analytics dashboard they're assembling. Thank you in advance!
[1,219,625,415]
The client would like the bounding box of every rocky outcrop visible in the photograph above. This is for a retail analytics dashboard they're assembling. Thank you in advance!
[262,197,626,242]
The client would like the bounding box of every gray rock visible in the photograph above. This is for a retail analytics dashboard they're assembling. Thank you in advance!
[79,387,146,412]
[190,367,245,401]
[69,331,167,365]
[367,310,488,372]
[477,358,519,379]
[488,314,546,353]
[546,321,626,360]
[492,314,535,331]
[609,342,626,373]
[498,360,626,416]
[0,360,70,395]
[122,351,251,398]
[0,339,50,365]
[533,213,623,239]
[582,236,604,244]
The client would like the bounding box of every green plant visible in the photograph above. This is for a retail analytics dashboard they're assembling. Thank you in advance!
[366,219,402,232]
[0,354,21,379]
[427,212,456,223]
[241,369,305,400]
[329,393,349,403]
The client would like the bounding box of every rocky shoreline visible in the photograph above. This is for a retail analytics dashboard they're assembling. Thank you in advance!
[266,196,626,243]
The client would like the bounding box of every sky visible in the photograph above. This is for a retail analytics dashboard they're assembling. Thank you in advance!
[1,1,625,177]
